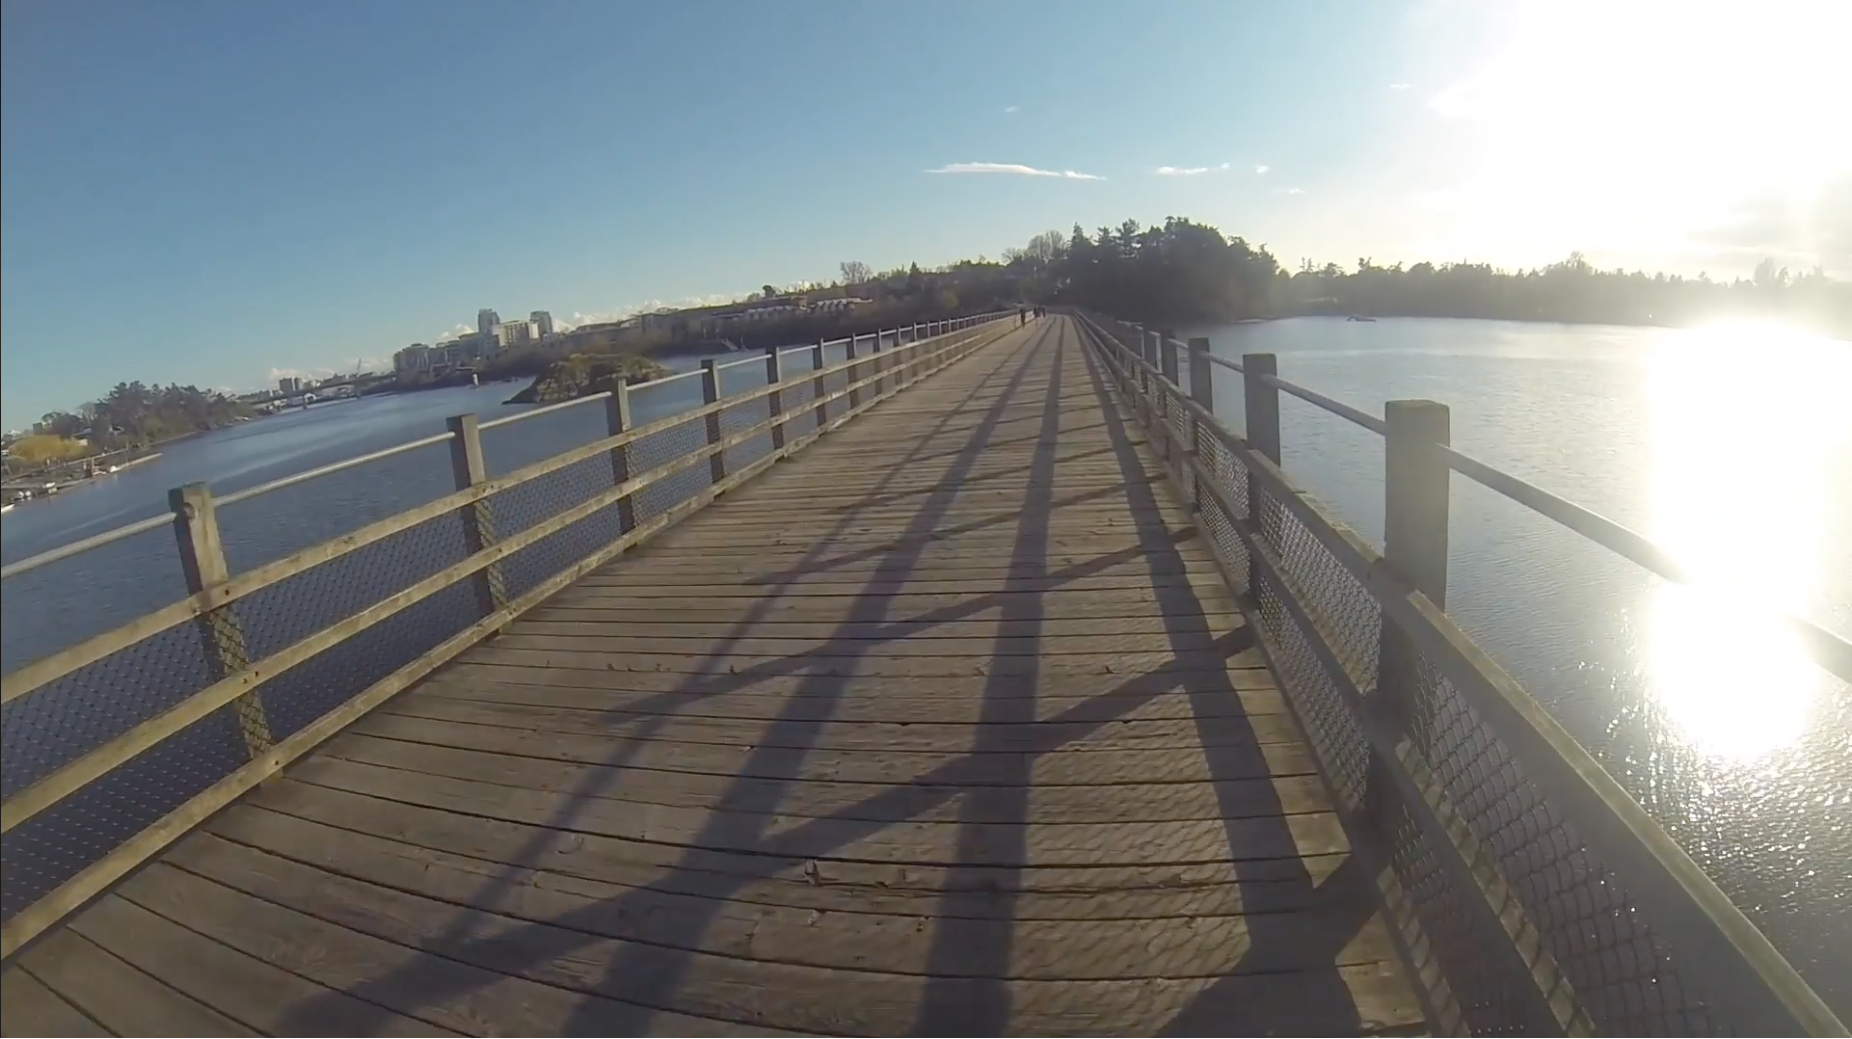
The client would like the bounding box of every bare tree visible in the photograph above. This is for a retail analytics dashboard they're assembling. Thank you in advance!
[839,261,873,285]
[1023,229,1066,267]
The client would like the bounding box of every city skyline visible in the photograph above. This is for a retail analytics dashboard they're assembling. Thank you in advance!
[4,0,1847,427]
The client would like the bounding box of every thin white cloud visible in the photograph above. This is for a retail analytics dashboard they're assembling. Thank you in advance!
[927,162,1104,181]
[1254,164,1270,174]
[1154,165,1212,176]
[1273,187,1306,196]
[1428,81,1486,118]
[1003,105,1020,114]
[1389,82,1412,90]
[1219,162,1231,170]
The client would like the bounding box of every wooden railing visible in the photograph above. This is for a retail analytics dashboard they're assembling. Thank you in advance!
[0,311,1017,957]
[1075,310,1849,1037]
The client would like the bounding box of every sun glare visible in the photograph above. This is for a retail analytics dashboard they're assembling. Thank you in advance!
[1425,0,1851,266]
[1645,320,1848,760]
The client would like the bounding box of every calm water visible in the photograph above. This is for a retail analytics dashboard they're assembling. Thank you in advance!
[1187,316,1852,1011]
[2,318,1847,1008]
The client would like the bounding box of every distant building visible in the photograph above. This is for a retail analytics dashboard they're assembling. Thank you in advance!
[530,310,555,338]
[394,343,434,374]
[277,376,304,394]
[477,309,501,339]
[495,320,537,348]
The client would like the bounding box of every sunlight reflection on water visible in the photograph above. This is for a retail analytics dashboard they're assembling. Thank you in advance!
[1646,322,1849,762]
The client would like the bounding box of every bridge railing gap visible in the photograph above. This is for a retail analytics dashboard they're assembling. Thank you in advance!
[0,309,1019,959]
[1072,308,1849,1037]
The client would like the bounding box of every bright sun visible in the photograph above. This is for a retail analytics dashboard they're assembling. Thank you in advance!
[1424,0,1851,269]
[1644,320,1849,760]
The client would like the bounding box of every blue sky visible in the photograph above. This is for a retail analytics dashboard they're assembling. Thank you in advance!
[3,0,1845,427]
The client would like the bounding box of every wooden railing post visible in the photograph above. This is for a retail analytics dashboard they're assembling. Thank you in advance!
[1241,353,1281,463]
[603,383,636,532]
[446,414,507,621]
[1156,329,1182,463]
[700,360,726,484]
[811,339,827,426]
[845,334,861,410]
[870,330,885,398]
[1241,353,1281,593]
[170,482,272,759]
[764,346,786,451]
[1377,399,1451,720]
[1187,337,1213,508]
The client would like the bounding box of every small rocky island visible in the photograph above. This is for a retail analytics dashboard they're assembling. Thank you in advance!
[505,353,673,405]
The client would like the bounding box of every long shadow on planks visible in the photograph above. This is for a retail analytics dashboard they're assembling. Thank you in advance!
[1070,320,1379,1037]
[238,316,1380,1035]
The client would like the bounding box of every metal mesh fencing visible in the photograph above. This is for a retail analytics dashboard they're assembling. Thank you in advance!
[218,439,458,573]
[1083,311,1750,1036]
[1,523,188,669]
[624,392,717,525]
[1405,652,1719,1034]
[717,360,775,474]
[777,349,822,439]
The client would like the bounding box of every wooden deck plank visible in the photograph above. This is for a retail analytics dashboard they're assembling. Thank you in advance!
[317,733,1332,824]
[186,822,1405,981]
[407,673,1292,717]
[0,967,109,1037]
[12,929,254,1037]
[21,315,1422,1036]
[158,833,1418,1036]
[235,784,1351,910]
[66,896,459,1036]
[376,692,1310,750]
[277,757,1353,866]
[343,713,1324,783]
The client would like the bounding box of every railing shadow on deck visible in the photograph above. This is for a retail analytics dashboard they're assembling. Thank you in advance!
[231,320,1370,1029]
[267,315,1375,1036]
[0,312,1016,960]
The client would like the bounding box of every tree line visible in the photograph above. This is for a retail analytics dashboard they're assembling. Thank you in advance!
[826,218,1848,335]
[29,382,252,454]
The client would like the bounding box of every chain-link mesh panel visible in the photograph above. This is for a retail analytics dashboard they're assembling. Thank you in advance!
[1,523,187,671]
[717,360,774,474]
[1081,311,1741,1035]
[777,351,822,439]
[480,449,622,600]
[218,440,457,573]
[479,397,610,478]
[1406,653,1720,1035]
[623,395,716,525]
[2,702,247,921]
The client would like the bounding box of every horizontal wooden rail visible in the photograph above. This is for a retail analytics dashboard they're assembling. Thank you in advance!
[0,310,1014,958]
[1076,309,1845,1036]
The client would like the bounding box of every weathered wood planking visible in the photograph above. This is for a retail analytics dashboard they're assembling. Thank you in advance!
[7,316,1423,1037]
